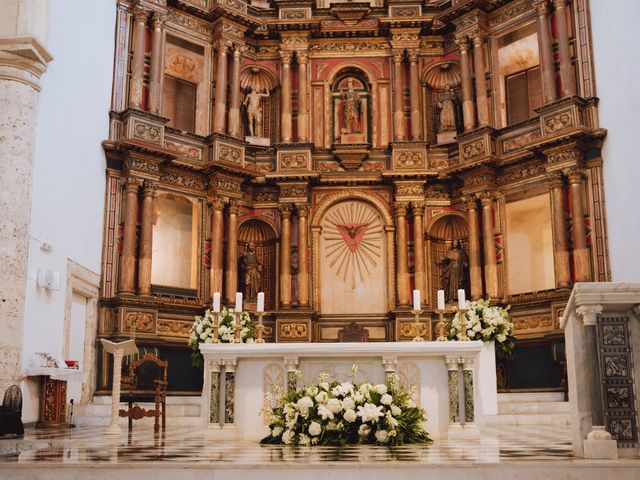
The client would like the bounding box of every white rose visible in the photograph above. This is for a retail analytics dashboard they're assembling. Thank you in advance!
[390,405,402,416]
[271,426,283,437]
[353,392,365,404]
[308,421,322,436]
[282,429,295,445]
[327,398,342,413]
[375,429,389,443]
[343,408,357,423]
[497,333,507,342]
[380,393,392,405]
[405,399,416,408]
[326,421,338,431]
[473,322,482,332]
[298,433,310,445]
[317,404,334,421]
[306,386,318,397]
[358,424,371,437]
[374,384,387,395]
[315,391,329,404]
[342,397,355,411]
[319,382,330,391]
[297,396,314,411]
[359,383,371,394]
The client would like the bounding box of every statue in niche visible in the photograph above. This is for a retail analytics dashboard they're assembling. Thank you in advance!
[240,243,262,300]
[440,240,469,303]
[436,84,458,134]
[243,87,270,137]
[340,78,362,134]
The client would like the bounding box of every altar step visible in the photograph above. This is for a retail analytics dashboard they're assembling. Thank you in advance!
[484,392,570,426]
[73,395,202,428]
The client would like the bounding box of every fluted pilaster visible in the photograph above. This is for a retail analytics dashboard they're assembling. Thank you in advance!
[566,167,591,281]
[210,197,225,296]
[479,192,499,298]
[279,204,292,307]
[280,51,293,143]
[534,0,558,104]
[392,51,407,141]
[129,7,149,109]
[148,13,166,114]
[228,46,243,138]
[554,0,576,97]
[472,32,489,127]
[119,178,139,294]
[224,201,239,304]
[456,36,475,132]
[138,180,157,295]
[395,201,410,306]
[213,40,229,134]
[464,196,483,300]
[408,51,421,141]
[412,201,426,305]
[548,172,571,287]
[296,203,310,307]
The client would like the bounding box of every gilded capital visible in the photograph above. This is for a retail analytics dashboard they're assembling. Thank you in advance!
[296,203,311,218]
[553,0,567,9]
[407,50,419,63]
[411,201,425,216]
[533,0,549,15]
[216,39,231,53]
[547,171,565,189]
[455,35,469,52]
[564,167,586,184]
[477,191,494,206]
[297,52,309,64]
[151,12,167,29]
[279,50,293,64]
[141,179,158,196]
[392,50,405,63]
[279,204,292,219]
[394,201,409,217]
[462,196,478,211]
[470,31,486,46]
[133,6,149,23]
[125,177,141,192]
[209,196,226,211]
[228,200,239,215]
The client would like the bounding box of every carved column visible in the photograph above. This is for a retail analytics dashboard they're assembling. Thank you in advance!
[392,51,407,141]
[119,178,139,294]
[280,51,293,143]
[210,197,225,295]
[395,202,410,306]
[554,0,576,97]
[138,180,157,296]
[464,196,483,300]
[412,201,426,305]
[223,359,237,425]
[408,51,421,141]
[456,36,476,132]
[213,40,229,134]
[534,0,557,104]
[566,168,591,281]
[148,13,166,115]
[296,203,310,307]
[479,192,499,298]
[549,172,571,287]
[297,52,309,143]
[228,46,243,138]
[129,7,148,109]
[208,360,222,426]
[472,32,489,127]
[224,201,239,304]
[279,204,292,307]
[446,358,460,427]
[462,358,476,425]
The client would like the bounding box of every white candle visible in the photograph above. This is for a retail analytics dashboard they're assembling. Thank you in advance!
[257,292,265,312]
[413,289,420,311]
[457,289,466,309]
[213,292,221,312]
[437,290,445,311]
[235,292,243,312]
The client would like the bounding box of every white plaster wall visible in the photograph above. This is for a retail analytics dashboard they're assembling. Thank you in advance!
[591,0,640,282]
[21,0,115,423]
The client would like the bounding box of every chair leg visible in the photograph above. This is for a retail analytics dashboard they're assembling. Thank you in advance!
[162,400,166,430]
[128,401,133,431]
[154,392,160,433]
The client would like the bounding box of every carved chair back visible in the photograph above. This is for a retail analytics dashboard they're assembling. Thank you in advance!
[1,385,22,413]
[337,322,369,342]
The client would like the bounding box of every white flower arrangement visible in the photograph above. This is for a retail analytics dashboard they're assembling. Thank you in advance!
[261,367,430,446]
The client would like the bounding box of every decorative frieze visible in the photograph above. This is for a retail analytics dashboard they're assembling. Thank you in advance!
[279,183,308,201]
[277,149,311,172]
[392,146,427,170]
[214,139,245,166]
[121,309,157,334]
[279,8,311,20]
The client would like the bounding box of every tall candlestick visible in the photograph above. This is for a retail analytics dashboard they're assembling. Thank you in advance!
[457,289,466,309]
[257,292,265,312]
[235,292,243,312]
[213,292,221,313]
[413,289,420,311]
[437,290,445,311]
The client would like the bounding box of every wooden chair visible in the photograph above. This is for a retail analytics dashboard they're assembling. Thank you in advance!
[337,322,369,342]
[119,353,168,432]
[0,385,24,437]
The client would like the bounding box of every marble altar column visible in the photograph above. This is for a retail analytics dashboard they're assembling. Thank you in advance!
[296,204,310,307]
[280,51,293,143]
[446,358,461,428]
[462,358,476,425]
[408,51,421,141]
[223,359,237,425]
[479,192,499,298]
[210,198,225,297]
[566,168,591,281]
[209,360,222,426]
[148,13,166,115]
[534,0,558,104]
[129,7,148,110]
[464,196,483,300]
[395,202,410,306]
[284,357,299,393]
[392,51,407,141]
[119,178,139,294]
[224,201,239,304]
[228,46,243,138]
[472,32,490,127]
[554,0,577,97]
[382,357,398,385]
[456,36,476,132]
[297,52,309,143]
[213,40,229,134]
[412,201,426,305]
[138,180,157,296]
[549,172,571,287]
[279,204,292,308]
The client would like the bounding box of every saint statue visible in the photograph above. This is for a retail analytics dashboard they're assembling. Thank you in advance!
[243,87,270,137]
[436,84,458,133]
[340,78,362,134]
[441,240,468,303]
[240,243,262,300]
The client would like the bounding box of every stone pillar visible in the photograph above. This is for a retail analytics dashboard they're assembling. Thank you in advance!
[213,40,229,134]
[148,13,166,115]
[566,168,591,281]
[534,0,558,104]
[129,7,148,110]
[208,360,222,425]
[395,202,410,306]
[224,201,239,304]
[462,358,475,425]
[284,357,299,393]
[296,204,310,307]
[280,51,293,143]
[210,197,225,296]
[382,357,398,385]
[279,204,292,308]
[412,201,426,305]
[472,32,490,127]
[479,192,499,298]
[119,178,139,294]
[456,36,476,132]
[464,196,483,300]
[297,52,309,143]
[408,51,421,141]
[549,172,571,287]
[446,358,461,427]
[138,180,156,296]
[392,51,407,141]
[228,46,243,138]
[223,359,237,425]
[554,0,576,97]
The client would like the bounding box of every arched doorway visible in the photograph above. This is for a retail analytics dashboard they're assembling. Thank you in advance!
[237,218,277,311]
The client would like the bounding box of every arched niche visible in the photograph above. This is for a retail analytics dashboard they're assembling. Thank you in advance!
[240,65,278,141]
[426,213,469,307]
[422,61,462,145]
[237,218,278,310]
[151,193,202,291]
[331,68,371,145]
